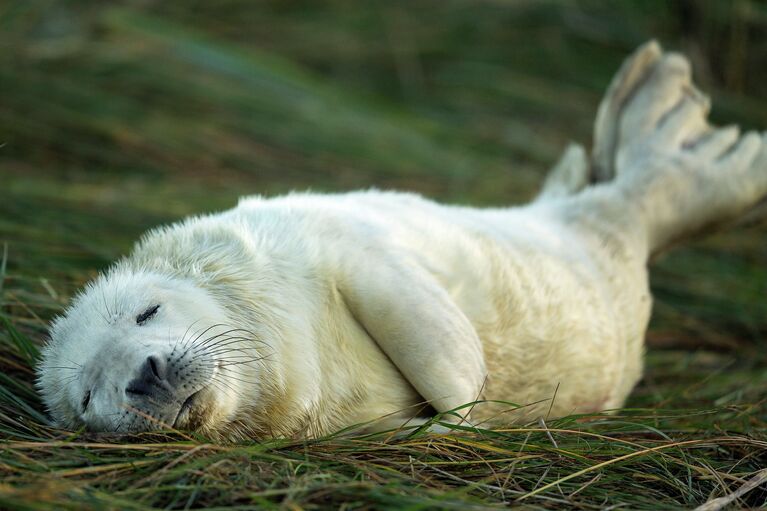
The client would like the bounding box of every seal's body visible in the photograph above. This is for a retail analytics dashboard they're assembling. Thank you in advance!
[126,187,648,437]
[37,43,767,440]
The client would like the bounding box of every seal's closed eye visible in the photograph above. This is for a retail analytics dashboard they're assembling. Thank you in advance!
[136,304,160,325]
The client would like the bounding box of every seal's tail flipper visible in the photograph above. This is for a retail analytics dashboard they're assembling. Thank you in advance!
[603,45,767,256]
[538,41,766,255]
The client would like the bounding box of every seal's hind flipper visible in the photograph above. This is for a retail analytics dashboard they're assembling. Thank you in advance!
[610,81,765,256]
[536,144,589,201]
[562,42,766,258]
[591,40,663,183]
[538,41,662,200]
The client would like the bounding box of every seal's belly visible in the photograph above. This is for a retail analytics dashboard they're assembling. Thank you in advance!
[358,201,645,422]
[448,241,624,421]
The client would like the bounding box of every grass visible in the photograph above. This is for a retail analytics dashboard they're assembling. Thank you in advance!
[1,1,766,509]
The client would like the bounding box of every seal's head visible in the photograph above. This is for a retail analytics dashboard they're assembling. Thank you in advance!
[36,268,266,436]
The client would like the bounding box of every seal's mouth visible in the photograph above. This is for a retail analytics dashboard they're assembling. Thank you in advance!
[173,389,202,428]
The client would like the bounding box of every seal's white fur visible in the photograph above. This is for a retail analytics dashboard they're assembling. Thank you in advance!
[38,42,767,440]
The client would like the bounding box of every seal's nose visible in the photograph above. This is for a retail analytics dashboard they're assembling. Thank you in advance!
[126,355,169,397]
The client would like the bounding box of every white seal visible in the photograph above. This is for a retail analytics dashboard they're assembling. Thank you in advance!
[37,42,767,440]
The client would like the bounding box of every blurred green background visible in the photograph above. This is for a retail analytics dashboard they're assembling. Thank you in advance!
[1,1,766,410]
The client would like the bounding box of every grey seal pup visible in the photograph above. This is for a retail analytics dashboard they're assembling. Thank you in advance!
[37,42,767,440]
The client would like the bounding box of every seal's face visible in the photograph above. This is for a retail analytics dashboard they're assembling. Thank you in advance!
[37,270,259,435]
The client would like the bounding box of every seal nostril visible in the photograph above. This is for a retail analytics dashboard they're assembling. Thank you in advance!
[141,355,167,383]
[148,356,160,379]
[127,355,169,399]
[81,390,91,412]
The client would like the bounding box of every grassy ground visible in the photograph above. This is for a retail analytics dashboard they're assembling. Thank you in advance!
[1,1,766,509]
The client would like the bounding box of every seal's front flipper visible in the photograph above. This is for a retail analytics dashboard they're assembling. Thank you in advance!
[337,251,487,419]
